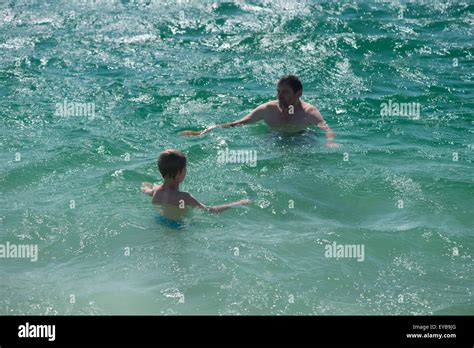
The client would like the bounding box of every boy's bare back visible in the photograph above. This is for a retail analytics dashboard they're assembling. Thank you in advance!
[151,185,197,207]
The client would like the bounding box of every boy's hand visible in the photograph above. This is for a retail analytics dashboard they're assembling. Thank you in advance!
[141,182,154,195]
[206,199,253,213]
[238,199,253,205]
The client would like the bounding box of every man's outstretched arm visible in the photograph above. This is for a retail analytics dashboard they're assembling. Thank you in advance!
[308,107,339,148]
[179,103,267,136]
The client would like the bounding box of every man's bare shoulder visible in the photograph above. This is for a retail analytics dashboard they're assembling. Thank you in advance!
[303,102,322,117]
[301,101,317,112]
[260,101,279,110]
[300,102,324,125]
[251,101,279,118]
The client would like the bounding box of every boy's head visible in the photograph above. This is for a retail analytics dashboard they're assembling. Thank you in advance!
[157,149,187,182]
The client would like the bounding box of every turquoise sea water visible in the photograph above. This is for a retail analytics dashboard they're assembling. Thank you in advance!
[0,0,473,315]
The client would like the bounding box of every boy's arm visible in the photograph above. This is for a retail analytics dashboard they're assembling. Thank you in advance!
[184,193,252,213]
[206,200,253,213]
[308,107,339,148]
[179,103,267,136]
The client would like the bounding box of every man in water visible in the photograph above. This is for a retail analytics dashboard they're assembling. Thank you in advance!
[179,75,339,148]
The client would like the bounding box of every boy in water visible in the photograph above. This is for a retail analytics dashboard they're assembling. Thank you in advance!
[141,149,251,222]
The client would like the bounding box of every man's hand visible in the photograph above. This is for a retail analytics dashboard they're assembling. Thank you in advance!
[325,141,340,148]
[200,125,218,135]
[325,129,339,148]
[179,130,202,136]
[178,104,267,136]
[179,125,217,136]
[309,107,339,147]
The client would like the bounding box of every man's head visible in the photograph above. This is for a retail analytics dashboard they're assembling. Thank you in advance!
[157,149,187,182]
[277,75,303,109]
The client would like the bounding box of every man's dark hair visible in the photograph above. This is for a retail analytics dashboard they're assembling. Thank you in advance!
[157,149,187,179]
[278,75,303,94]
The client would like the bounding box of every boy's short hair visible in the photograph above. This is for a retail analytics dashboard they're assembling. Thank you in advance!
[278,75,303,94]
[157,149,187,179]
